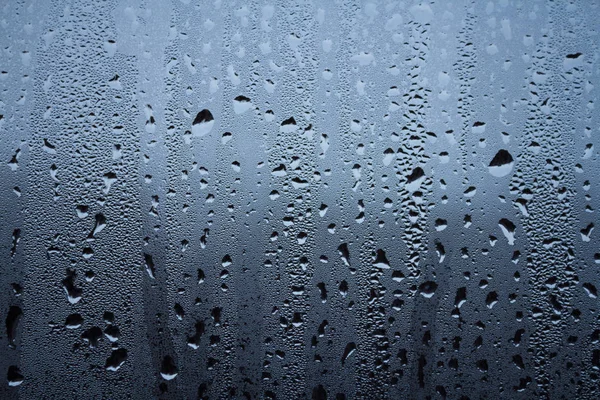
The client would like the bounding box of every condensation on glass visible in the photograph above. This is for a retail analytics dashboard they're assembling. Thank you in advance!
[1,1,599,399]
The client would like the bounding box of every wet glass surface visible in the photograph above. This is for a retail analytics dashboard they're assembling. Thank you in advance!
[1,1,599,399]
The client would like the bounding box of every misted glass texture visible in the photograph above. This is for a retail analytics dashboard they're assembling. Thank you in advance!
[1,1,599,399]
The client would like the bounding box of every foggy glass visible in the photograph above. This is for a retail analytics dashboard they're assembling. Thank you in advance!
[1,1,599,399]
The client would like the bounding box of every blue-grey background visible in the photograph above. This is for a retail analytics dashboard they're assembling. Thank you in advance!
[1,0,599,399]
